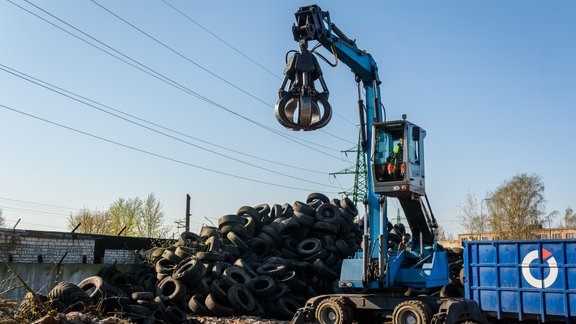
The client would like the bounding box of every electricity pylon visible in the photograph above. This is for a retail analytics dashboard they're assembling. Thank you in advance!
[329,131,367,206]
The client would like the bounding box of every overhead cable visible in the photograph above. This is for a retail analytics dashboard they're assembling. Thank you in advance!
[0,103,340,194]
[0,64,341,188]
[8,0,346,157]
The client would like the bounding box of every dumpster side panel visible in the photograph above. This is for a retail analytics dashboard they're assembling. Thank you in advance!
[464,240,576,321]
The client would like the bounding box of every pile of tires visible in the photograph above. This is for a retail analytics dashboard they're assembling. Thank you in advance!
[18,193,362,323]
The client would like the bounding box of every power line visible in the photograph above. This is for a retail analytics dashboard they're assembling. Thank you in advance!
[3,217,66,231]
[0,103,340,194]
[159,0,359,132]
[0,196,81,211]
[90,0,273,109]
[0,64,327,175]
[8,0,346,158]
[159,0,280,81]
[0,206,71,218]
[0,64,341,189]
[90,0,356,147]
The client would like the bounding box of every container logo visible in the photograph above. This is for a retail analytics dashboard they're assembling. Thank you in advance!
[521,248,558,288]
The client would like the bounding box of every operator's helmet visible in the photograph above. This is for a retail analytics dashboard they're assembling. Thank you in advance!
[402,233,411,243]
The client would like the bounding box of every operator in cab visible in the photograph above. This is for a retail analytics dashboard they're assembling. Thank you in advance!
[385,136,404,181]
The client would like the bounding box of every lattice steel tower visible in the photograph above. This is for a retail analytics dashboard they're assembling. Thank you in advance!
[329,131,367,206]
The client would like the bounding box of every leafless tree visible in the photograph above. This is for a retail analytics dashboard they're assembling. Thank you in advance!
[487,173,546,240]
[457,192,487,240]
[0,208,5,228]
[563,207,576,228]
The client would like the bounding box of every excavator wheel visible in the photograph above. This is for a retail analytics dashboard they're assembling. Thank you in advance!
[392,300,432,324]
[315,297,353,324]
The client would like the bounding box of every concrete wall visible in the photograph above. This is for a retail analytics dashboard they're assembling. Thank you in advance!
[0,229,166,303]
[0,263,141,302]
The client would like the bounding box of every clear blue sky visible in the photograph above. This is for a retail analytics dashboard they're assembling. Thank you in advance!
[1,0,574,237]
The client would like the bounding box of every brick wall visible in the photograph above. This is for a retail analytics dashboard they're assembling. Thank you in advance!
[0,229,157,265]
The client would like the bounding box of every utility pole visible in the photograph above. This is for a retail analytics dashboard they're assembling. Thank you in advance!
[185,194,191,232]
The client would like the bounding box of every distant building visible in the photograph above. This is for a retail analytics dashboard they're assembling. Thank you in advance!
[457,227,576,246]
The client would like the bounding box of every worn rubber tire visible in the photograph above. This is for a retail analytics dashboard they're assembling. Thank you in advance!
[256,263,287,278]
[196,251,222,262]
[307,192,330,204]
[335,239,353,257]
[312,258,338,281]
[260,225,281,244]
[220,223,248,237]
[188,294,210,315]
[223,266,252,286]
[312,221,338,234]
[293,210,316,227]
[174,257,206,287]
[270,204,284,219]
[227,284,256,313]
[131,291,154,301]
[77,276,109,302]
[248,275,276,297]
[282,203,294,217]
[178,231,200,246]
[212,262,232,279]
[48,281,93,312]
[276,296,302,320]
[155,257,176,274]
[315,298,352,324]
[297,238,323,256]
[279,217,300,236]
[440,283,464,298]
[238,206,261,229]
[218,214,245,228]
[315,203,340,222]
[156,277,186,304]
[340,196,359,216]
[227,231,250,253]
[205,293,235,317]
[199,226,219,239]
[293,200,316,216]
[392,300,432,324]
[210,279,230,304]
[254,203,271,217]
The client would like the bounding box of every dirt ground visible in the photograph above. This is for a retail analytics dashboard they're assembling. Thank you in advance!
[0,304,292,324]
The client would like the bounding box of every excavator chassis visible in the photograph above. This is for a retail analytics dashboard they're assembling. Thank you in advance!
[290,293,487,324]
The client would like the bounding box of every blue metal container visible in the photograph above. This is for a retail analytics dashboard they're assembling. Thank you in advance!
[464,240,576,322]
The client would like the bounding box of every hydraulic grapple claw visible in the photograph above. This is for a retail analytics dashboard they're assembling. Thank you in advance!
[275,50,332,131]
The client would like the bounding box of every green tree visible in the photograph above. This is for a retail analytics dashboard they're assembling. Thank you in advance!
[136,193,170,238]
[67,208,110,234]
[108,197,143,236]
[487,173,546,240]
[67,193,168,238]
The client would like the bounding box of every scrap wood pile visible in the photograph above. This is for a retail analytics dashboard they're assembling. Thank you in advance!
[16,193,365,323]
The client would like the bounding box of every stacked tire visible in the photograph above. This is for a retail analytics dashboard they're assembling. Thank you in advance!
[18,193,363,323]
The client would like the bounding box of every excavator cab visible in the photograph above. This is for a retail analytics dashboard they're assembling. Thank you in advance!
[372,118,426,197]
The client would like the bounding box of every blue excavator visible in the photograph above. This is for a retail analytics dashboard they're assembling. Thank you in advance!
[274,5,486,324]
